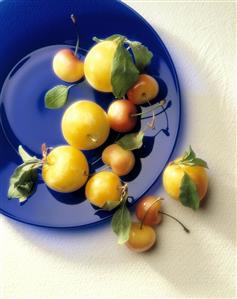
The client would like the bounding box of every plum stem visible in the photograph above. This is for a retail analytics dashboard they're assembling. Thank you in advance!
[140,197,164,229]
[41,143,48,164]
[131,100,166,117]
[159,211,190,233]
[41,143,54,166]
[71,14,80,56]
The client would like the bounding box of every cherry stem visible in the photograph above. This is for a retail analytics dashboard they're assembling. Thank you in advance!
[97,165,111,172]
[140,197,164,230]
[159,211,190,233]
[90,156,102,166]
[140,99,156,133]
[71,14,80,56]
[131,100,166,117]
[142,111,156,133]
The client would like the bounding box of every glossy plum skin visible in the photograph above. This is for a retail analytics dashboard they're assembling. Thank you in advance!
[84,40,117,92]
[61,101,110,150]
[163,158,208,201]
[107,99,137,133]
[52,49,84,83]
[85,171,122,208]
[102,144,135,176]
[127,74,159,105]
[126,222,156,253]
[135,195,162,226]
[42,145,89,193]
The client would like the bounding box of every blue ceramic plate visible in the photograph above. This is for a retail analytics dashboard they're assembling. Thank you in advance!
[0,0,181,228]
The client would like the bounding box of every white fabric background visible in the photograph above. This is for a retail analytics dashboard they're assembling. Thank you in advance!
[0,1,236,298]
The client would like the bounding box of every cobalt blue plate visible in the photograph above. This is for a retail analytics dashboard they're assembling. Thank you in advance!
[0,0,181,228]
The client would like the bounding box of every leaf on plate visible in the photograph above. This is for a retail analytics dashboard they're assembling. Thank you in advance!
[92,34,125,43]
[180,146,208,168]
[179,172,200,210]
[111,42,139,98]
[116,131,144,151]
[105,34,125,41]
[44,85,70,109]
[112,203,131,244]
[8,162,39,203]
[8,147,41,203]
[129,41,153,71]
[18,145,37,163]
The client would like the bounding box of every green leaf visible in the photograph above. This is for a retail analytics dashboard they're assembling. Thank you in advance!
[116,131,144,151]
[112,203,131,244]
[93,34,125,43]
[179,173,200,210]
[8,161,40,203]
[180,146,208,168]
[130,41,153,71]
[44,85,70,109]
[102,183,128,211]
[182,146,197,161]
[111,43,139,98]
[102,200,121,211]
[105,34,125,41]
[18,145,37,163]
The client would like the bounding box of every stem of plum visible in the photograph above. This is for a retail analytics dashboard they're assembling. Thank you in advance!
[71,14,80,56]
[140,197,164,230]
[131,100,166,117]
[41,143,47,164]
[41,143,54,165]
[159,211,190,233]
[120,183,129,204]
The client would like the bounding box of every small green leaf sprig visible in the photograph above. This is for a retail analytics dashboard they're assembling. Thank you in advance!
[111,184,132,244]
[96,34,153,98]
[8,146,43,203]
[179,146,208,168]
[45,85,72,109]
[175,146,208,210]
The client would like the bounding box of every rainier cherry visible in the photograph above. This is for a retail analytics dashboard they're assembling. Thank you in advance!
[107,99,137,133]
[135,195,162,226]
[127,74,159,105]
[126,222,156,253]
[102,144,135,176]
[52,15,84,83]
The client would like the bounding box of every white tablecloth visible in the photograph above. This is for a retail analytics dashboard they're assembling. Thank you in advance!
[0,1,236,298]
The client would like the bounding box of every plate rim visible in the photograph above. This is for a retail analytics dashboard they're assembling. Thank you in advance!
[0,0,182,229]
